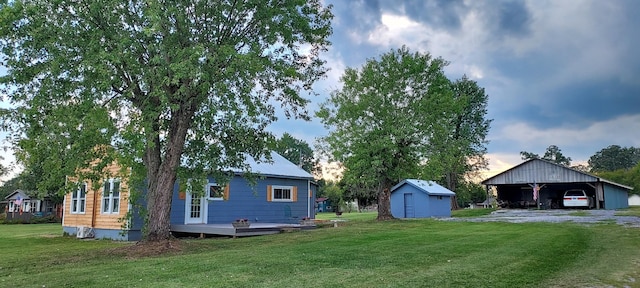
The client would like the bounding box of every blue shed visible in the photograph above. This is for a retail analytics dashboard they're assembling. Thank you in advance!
[390,179,455,218]
[170,151,317,226]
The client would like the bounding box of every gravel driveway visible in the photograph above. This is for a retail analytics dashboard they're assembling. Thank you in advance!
[441,209,640,228]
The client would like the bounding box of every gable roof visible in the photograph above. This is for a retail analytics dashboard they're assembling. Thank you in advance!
[391,179,456,196]
[231,151,314,180]
[482,158,633,190]
[4,190,30,201]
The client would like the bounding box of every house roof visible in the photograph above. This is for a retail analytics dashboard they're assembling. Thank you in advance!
[231,151,314,180]
[391,179,456,196]
[4,190,30,201]
[316,197,328,203]
[481,158,633,190]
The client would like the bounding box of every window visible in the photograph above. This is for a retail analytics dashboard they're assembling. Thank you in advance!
[207,184,224,200]
[71,183,87,214]
[269,185,296,202]
[102,179,121,214]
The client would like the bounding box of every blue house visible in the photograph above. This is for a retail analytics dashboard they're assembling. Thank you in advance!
[170,151,317,228]
[315,197,331,213]
[390,179,455,218]
[62,151,316,241]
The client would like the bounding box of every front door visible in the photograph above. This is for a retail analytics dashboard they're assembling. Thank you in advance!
[404,193,415,218]
[185,192,206,224]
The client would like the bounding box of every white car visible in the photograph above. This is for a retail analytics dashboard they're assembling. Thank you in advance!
[563,189,592,208]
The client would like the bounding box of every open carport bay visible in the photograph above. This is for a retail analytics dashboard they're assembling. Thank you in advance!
[482,159,632,210]
[496,183,596,209]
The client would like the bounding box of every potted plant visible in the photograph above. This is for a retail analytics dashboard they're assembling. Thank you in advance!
[232,218,250,228]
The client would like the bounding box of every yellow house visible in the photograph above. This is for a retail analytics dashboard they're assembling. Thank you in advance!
[62,162,143,240]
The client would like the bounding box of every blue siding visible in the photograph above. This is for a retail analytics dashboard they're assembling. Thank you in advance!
[171,175,313,224]
[169,181,184,224]
[603,183,629,209]
[391,184,452,218]
[427,195,452,217]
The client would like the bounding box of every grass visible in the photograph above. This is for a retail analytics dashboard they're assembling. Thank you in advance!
[315,208,496,221]
[451,208,495,217]
[615,206,640,216]
[315,211,377,221]
[2,220,640,287]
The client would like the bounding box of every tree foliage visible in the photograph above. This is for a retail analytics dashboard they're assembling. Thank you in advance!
[317,180,342,212]
[594,163,640,195]
[520,145,572,166]
[0,0,333,241]
[273,133,320,175]
[317,47,491,218]
[422,76,491,209]
[588,145,640,172]
[454,182,487,208]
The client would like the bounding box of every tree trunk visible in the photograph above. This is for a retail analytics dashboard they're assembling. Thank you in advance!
[376,179,394,220]
[446,172,460,210]
[143,102,196,242]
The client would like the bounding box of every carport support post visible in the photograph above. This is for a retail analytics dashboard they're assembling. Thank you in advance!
[586,183,599,209]
[485,185,491,208]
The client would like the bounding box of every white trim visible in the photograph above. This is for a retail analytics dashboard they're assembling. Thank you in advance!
[184,181,207,224]
[271,185,294,202]
[71,183,87,214]
[62,176,67,225]
[307,180,311,218]
[101,178,121,214]
[206,183,224,201]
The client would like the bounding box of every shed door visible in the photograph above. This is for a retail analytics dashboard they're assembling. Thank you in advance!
[404,193,415,218]
[185,192,207,224]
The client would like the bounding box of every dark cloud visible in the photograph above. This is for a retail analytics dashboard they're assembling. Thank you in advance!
[397,0,466,31]
[496,1,532,36]
[488,76,640,132]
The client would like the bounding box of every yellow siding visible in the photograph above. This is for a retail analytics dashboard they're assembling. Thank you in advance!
[224,184,230,200]
[62,161,131,230]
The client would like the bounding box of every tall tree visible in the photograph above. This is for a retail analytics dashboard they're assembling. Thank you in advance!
[589,145,640,172]
[521,145,572,166]
[594,162,640,195]
[273,133,320,175]
[423,76,491,209]
[317,47,452,220]
[0,0,332,241]
[0,155,6,179]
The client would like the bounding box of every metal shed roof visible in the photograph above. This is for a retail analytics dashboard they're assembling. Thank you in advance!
[231,151,314,180]
[391,179,456,196]
[482,159,632,190]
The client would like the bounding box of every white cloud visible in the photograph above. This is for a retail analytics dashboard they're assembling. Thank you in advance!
[364,11,494,82]
[483,152,524,179]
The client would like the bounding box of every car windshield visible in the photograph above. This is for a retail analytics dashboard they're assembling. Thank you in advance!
[565,190,585,196]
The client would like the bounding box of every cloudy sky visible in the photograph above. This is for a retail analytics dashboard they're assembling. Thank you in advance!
[269,0,640,179]
[2,0,640,182]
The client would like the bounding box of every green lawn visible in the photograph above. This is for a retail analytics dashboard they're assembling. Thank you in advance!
[615,206,640,216]
[1,220,639,287]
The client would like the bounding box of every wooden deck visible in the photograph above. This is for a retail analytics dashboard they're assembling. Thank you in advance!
[170,222,315,238]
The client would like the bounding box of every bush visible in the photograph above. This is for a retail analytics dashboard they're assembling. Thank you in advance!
[1,214,61,224]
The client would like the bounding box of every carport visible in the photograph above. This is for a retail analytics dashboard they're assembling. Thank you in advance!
[482,159,632,210]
